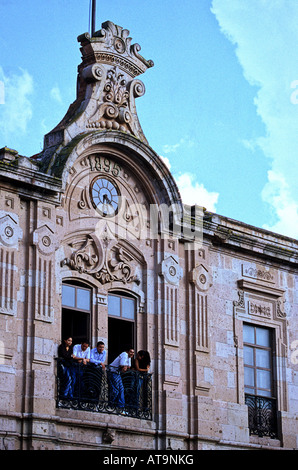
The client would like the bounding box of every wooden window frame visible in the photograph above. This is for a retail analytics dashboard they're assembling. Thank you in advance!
[243,324,275,398]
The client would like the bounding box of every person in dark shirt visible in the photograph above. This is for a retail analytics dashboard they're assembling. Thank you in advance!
[58,336,73,362]
[132,350,151,412]
[134,350,151,372]
[58,336,74,398]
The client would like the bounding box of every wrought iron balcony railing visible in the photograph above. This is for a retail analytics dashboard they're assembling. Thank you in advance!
[245,394,278,439]
[56,358,152,420]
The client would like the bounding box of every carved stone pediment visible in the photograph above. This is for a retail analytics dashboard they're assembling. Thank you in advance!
[61,234,140,285]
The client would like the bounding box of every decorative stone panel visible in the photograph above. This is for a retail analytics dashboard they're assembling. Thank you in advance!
[0,214,22,248]
[160,255,183,286]
[32,225,58,323]
[189,259,212,353]
[0,213,22,316]
[159,255,182,347]
[189,263,212,292]
[0,248,17,315]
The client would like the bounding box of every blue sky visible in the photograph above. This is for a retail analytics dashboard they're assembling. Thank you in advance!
[0,0,297,239]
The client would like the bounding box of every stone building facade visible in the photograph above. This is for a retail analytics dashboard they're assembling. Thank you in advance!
[0,21,297,450]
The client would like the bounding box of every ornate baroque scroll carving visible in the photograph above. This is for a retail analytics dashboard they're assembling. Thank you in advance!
[86,65,146,137]
[61,234,140,285]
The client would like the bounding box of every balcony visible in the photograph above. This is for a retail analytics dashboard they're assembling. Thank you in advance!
[245,394,278,439]
[56,359,152,420]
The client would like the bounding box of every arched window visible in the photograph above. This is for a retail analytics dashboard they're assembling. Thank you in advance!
[61,282,91,345]
[108,292,136,363]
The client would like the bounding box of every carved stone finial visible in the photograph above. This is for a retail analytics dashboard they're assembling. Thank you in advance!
[75,22,153,142]
[78,21,154,76]
[40,21,154,171]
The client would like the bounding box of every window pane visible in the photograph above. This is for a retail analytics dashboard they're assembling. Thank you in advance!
[257,369,271,390]
[256,349,270,368]
[77,288,90,311]
[257,389,272,397]
[244,366,255,387]
[243,324,254,344]
[244,346,254,366]
[256,327,270,347]
[122,297,135,320]
[108,295,121,317]
[62,285,75,307]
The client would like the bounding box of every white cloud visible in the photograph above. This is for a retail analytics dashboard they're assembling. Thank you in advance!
[160,154,218,211]
[50,85,62,103]
[175,172,219,212]
[211,0,298,239]
[160,155,171,170]
[261,171,298,237]
[0,67,33,138]
[162,137,195,155]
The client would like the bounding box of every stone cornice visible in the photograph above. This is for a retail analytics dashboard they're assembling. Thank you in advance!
[202,212,298,267]
[0,149,62,203]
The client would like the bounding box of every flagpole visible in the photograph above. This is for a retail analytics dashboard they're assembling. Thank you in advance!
[91,0,96,36]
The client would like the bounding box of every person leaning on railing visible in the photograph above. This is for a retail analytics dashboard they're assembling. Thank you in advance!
[57,336,74,399]
[72,339,90,364]
[71,339,91,397]
[90,341,107,369]
[132,350,151,411]
[107,345,134,413]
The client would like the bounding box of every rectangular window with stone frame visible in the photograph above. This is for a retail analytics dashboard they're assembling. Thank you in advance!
[243,324,279,439]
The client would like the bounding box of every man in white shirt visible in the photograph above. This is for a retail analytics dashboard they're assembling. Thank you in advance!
[108,346,134,412]
[90,341,106,369]
[109,347,134,372]
[71,339,91,398]
[73,340,90,364]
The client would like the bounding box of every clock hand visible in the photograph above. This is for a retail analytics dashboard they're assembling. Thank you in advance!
[103,194,111,205]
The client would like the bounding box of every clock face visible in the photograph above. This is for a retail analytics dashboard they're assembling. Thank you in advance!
[91,177,119,216]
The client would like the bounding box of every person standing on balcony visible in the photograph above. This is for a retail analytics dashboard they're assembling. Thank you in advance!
[72,339,91,397]
[132,350,151,412]
[57,336,74,399]
[133,350,151,373]
[73,340,90,364]
[87,341,107,400]
[107,345,134,413]
[90,341,106,369]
